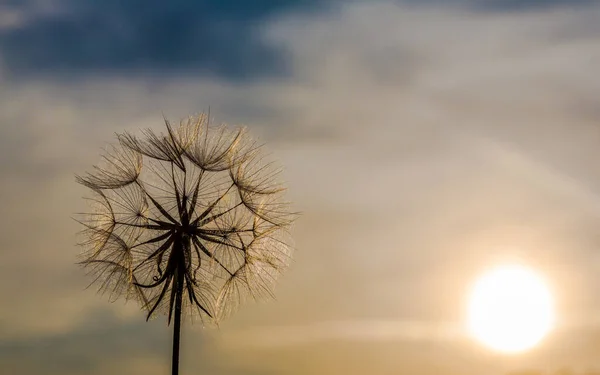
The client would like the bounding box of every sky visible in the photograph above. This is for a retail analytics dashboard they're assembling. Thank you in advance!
[0,0,600,374]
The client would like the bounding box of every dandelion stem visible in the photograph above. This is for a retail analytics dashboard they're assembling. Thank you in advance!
[172,257,184,375]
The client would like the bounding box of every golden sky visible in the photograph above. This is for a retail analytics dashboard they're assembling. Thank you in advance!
[1,1,600,374]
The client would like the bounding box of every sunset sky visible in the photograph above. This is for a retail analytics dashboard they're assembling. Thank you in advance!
[1,0,600,374]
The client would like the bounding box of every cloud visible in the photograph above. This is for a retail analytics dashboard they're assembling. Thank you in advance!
[219,319,464,349]
[472,0,599,12]
[0,310,166,375]
[0,0,596,82]
[0,0,331,82]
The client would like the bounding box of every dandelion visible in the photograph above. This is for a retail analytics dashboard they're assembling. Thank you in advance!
[75,113,295,375]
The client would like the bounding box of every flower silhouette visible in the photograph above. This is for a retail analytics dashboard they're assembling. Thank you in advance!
[76,113,295,374]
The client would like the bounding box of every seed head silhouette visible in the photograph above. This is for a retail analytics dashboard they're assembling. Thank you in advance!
[75,113,295,375]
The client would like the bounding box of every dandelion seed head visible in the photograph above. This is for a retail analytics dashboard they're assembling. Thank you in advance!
[76,113,296,324]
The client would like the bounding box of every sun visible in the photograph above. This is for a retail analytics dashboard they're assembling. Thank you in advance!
[466,264,554,353]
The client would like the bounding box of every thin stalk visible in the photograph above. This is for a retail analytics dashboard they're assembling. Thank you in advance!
[172,262,184,375]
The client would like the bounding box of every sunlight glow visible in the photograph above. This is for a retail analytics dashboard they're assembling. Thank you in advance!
[467,264,554,354]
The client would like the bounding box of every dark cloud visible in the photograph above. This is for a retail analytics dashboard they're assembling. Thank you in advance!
[0,0,330,82]
[0,309,243,374]
[0,0,596,82]
[0,311,164,374]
